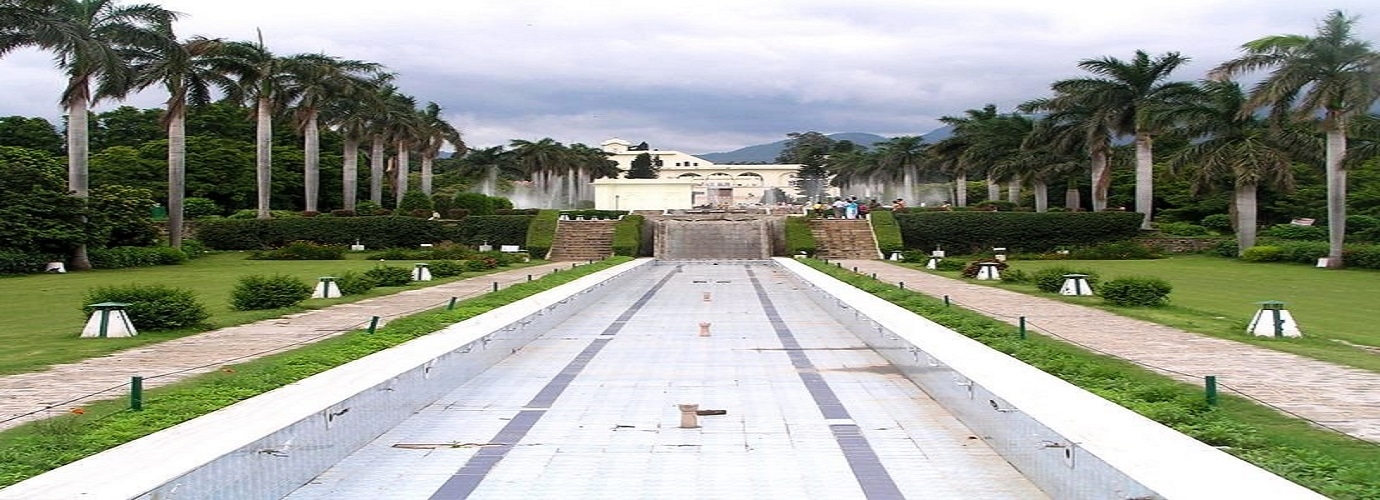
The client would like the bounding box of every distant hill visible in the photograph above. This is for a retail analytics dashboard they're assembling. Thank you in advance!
[697,129,951,164]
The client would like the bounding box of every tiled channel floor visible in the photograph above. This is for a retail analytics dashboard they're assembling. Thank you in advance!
[284,262,1048,499]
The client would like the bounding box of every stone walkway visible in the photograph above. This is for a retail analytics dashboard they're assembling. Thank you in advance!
[836,259,1380,444]
[0,262,573,432]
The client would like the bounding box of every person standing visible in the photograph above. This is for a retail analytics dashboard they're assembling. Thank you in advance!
[845,197,859,219]
[831,197,846,218]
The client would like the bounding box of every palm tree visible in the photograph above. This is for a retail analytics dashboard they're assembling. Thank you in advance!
[1212,10,1380,268]
[873,136,927,203]
[1168,80,1314,253]
[323,73,393,212]
[0,0,177,269]
[416,102,465,196]
[221,33,292,219]
[1021,99,1115,210]
[284,54,385,212]
[382,92,421,208]
[510,138,571,207]
[1043,50,1196,228]
[130,36,234,248]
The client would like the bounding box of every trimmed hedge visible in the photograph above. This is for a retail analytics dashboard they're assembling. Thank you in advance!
[869,211,904,254]
[785,216,816,257]
[613,214,644,256]
[81,284,208,331]
[194,216,532,250]
[230,275,312,310]
[1100,276,1173,307]
[895,211,1144,254]
[525,209,560,259]
[89,246,188,269]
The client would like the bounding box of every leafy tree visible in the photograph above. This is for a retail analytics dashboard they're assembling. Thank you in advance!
[0,147,86,257]
[284,53,386,212]
[625,152,659,179]
[90,106,163,151]
[1213,10,1380,268]
[0,0,178,269]
[775,131,835,163]
[90,145,160,189]
[87,184,159,248]
[0,116,63,154]
[416,101,464,196]
[453,191,494,215]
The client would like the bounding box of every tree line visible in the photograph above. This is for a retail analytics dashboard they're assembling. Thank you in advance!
[774,10,1379,266]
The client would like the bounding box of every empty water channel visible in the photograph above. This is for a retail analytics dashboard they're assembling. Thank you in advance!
[0,259,1321,499]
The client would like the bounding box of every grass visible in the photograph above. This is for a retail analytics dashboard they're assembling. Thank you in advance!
[0,257,632,488]
[0,252,547,376]
[922,254,1380,373]
[810,260,1380,499]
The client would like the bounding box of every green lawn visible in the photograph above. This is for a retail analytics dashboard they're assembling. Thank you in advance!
[928,254,1380,372]
[0,253,544,376]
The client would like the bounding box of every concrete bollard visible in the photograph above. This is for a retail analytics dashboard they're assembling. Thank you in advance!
[312,277,341,298]
[976,262,1001,280]
[412,263,432,281]
[699,322,711,337]
[679,404,700,428]
[81,302,138,338]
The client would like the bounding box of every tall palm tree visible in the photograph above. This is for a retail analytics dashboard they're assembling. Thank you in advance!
[1043,50,1196,228]
[1168,80,1314,254]
[1021,98,1115,210]
[221,33,292,219]
[416,102,465,196]
[0,0,176,269]
[1212,10,1380,268]
[382,92,421,208]
[323,73,393,211]
[284,54,385,212]
[934,105,1007,206]
[130,36,234,248]
[873,136,927,203]
[510,138,571,207]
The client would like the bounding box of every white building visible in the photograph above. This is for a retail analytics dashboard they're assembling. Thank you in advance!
[592,138,827,210]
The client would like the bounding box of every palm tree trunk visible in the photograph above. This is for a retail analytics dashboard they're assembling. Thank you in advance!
[986,178,1000,201]
[1135,132,1154,229]
[342,137,359,211]
[304,113,320,213]
[67,92,92,270]
[420,155,434,196]
[903,165,916,203]
[1091,148,1110,211]
[167,107,186,248]
[1325,125,1347,269]
[1235,181,1258,255]
[394,143,409,208]
[370,136,385,205]
[255,97,273,219]
[1006,180,1020,204]
[955,171,967,206]
[1033,180,1048,213]
[1065,178,1081,210]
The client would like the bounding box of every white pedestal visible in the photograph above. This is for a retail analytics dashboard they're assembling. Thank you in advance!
[45,262,66,273]
[349,244,365,251]
[1316,258,1329,268]
[312,278,341,299]
[412,264,432,281]
[81,309,137,338]
[925,257,938,270]
[1059,276,1094,296]
[889,251,901,261]
[1248,309,1302,338]
[976,263,1001,280]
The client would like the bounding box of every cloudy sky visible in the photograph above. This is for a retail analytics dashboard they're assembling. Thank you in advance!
[2,0,1378,154]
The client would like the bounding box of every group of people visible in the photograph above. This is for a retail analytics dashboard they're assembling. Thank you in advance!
[810,197,899,219]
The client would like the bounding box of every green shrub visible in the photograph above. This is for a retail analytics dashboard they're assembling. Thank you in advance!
[785,216,817,256]
[1067,241,1162,260]
[1347,215,1380,243]
[249,241,346,260]
[1156,222,1209,236]
[366,248,428,260]
[364,265,413,287]
[431,194,453,214]
[445,209,471,219]
[444,215,534,246]
[81,284,208,330]
[182,197,220,218]
[1032,266,1101,293]
[1200,214,1233,233]
[973,200,1016,211]
[178,239,208,259]
[895,211,1143,254]
[428,260,464,278]
[1276,241,1328,263]
[1100,276,1172,307]
[330,209,356,217]
[463,257,499,272]
[89,246,188,269]
[525,210,559,258]
[1240,245,1284,262]
[452,192,495,216]
[934,258,966,271]
[333,271,377,295]
[613,214,644,256]
[355,200,382,215]
[1214,239,1240,257]
[869,210,904,254]
[195,216,447,250]
[1262,224,1327,241]
[230,274,312,311]
[398,191,433,212]
[1343,245,1380,269]
[0,251,52,274]
[1000,268,1029,283]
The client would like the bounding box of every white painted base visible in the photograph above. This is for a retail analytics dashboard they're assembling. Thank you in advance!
[976,265,1000,280]
[925,258,938,270]
[45,262,66,273]
[1059,278,1094,296]
[80,310,138,338]
[1248,309,1302,337]
[312,281,341,299]
[412,266,432,281]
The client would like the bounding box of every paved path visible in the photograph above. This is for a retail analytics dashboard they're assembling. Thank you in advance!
[837,259,1380,444]
[0,262,574,432]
